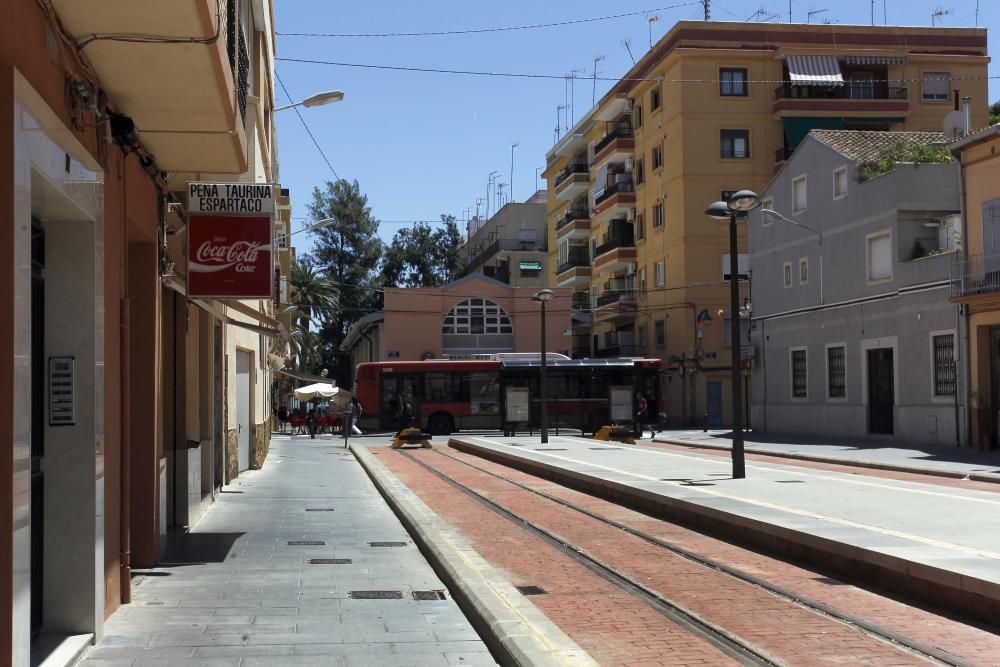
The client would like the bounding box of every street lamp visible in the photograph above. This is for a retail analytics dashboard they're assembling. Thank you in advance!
[705,189,761,479]
[532,288,555,444]
[274,90,344,112]
[760,208,824,304]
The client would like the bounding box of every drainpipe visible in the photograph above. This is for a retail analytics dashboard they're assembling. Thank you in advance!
[962,96,971,135]
[954,144,972,448]
[120,297,131,603]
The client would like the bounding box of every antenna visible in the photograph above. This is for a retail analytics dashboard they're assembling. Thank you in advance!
[746,7,780,21]
[976,0,980,26]
[592,54,606,106]
[570,68,585,126]
[703,0,710,20]
[646,14,660,49]
[623,38,636,65]
[788,0,792,22]
[807,8,828,22]
[930,6,953,26]
[555,105,567,142]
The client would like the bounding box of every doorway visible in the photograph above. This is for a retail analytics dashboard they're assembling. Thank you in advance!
[29,220,44,637]
[867,348,895,434]
[706,381,723,427]
[235,351,252,472]
[990,329,1000,449]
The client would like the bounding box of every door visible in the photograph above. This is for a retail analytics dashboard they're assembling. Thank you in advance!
[706,381,723,428]
[29,221,44,636]
[983,200,1000,274]
[235,351,251,472]
[867,348,895,435]
[990,329,1000,449]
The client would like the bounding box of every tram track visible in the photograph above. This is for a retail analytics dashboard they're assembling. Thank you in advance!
[399,447,975,667]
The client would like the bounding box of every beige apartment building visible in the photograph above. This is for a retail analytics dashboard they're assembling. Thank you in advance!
[545,20,988,427]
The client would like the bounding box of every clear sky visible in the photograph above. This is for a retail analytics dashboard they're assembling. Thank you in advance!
[274,0,997,257]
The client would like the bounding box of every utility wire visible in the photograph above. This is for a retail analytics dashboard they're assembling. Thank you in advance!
[278,3,701,38]
[275,71,341,181]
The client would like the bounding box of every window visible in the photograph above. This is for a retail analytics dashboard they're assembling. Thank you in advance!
[867,232,892,281]
[723,317,751,346]
[783,262,792,288]
[652,143,663,169]
[636,212,646,240]
[791,349,808,399]
[653,202,664,228]
[590,284,598,308]
[722,253,750,281]
[827,346,846,399]
[635,158,645,185]
[760,197,774,226]
[933,334,956,397]
[558,240,569,265]
[651,85,661,111]
[639,325,647,347]
[720,130,750,159]
[634,103,643,129]
[638,267,647,291]
[799,258,808,285]
[720,68,748,96]
[833,166,848,200]
[442,298,513,335]
[792,175,807,214]
[921,71,949,102]
[654,260,665,287]
[591,236,598,260]
[655,319,665,346]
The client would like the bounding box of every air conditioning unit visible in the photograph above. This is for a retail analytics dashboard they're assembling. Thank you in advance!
[626,208,636,221]
[624,158,634,172]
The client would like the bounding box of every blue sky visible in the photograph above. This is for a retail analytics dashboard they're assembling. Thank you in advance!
[274,0,997,257]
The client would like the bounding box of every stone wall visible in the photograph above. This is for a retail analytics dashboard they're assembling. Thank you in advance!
[251,422,270,469]
[226,429,238,482]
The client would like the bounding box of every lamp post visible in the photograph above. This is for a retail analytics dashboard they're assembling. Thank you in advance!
[760,208,823,304]
[532,288,555,443]
[274,90,344,112]
[705,189,761,479]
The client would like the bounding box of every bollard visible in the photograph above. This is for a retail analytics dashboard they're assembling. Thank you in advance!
[703,413,709,432]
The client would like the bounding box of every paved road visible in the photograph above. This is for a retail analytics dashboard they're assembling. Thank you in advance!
[79,434,495,667]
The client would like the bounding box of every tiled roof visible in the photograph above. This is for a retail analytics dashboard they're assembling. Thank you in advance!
[809,130,949,163]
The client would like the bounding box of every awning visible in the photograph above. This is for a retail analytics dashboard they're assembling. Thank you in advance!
[844,55,904,66]
[782,117,846,150]
[519,261,543,271]
[786,55,843,86]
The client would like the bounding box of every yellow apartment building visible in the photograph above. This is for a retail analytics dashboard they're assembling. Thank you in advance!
[545,20,988,427]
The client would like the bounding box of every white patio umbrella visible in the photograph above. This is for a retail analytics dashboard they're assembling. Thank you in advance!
[293,383,352,406]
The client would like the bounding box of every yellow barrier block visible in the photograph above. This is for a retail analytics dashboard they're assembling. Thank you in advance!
[391,427,432,449]
[594,425,634,445]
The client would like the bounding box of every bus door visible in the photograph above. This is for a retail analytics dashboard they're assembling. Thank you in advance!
[379,374,423,430]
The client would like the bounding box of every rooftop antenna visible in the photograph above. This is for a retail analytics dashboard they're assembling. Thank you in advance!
[646,14,660,49]
[592,54,605,106]
[623,38,636,65]
[746,7,780,21]
[930,6,952,26]
[570,68,585,126]
[555,105,567,142]
[807,8,828,22]
[975,0,980,26]
[703,0,710,20]
[788,0,792,22]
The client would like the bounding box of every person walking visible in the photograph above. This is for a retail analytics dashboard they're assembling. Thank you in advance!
[344,397,362,448]
[277,405,288,434]
[306,407,317,440]
[396,392,412,436]
[635,392,648,439]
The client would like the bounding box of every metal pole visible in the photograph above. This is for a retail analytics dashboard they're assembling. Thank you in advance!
[540,300,549,444]
[729,212,746,478]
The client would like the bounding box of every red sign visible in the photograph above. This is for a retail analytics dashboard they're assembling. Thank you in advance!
[187,215,273,298]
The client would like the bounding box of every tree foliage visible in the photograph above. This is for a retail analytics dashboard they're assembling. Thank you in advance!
[858,141,952,181]
[286,258,338,372]
[990,100,1000,127]
[381,215,463,288]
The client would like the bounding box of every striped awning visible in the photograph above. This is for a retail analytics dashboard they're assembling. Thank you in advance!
[844,55,905,66]
[786,54,843,86]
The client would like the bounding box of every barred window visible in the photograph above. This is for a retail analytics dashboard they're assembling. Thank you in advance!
[791,349,808,399]
[442,298,513,335]
[933,334,956,396]
[827,346,845,398]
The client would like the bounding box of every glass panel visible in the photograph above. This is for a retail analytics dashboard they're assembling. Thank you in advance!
[933,335,956,396]
[792,350,807,398]
[828,347,846,398]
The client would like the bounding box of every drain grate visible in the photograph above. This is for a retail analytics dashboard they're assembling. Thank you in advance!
[305,508,336,512]
[288,540,326,546]
[515,585,547,596]
[534,448,567,451]
[412,590,447,601]
[368,541,407,547]
[309,558,352,565]
[349,590,403,600]
[589,447,619,450]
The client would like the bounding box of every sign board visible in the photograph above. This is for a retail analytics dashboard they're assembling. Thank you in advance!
[49,357,75,426]
[506,387,530,422]
[610,386,632,422]
[187,182,275,299]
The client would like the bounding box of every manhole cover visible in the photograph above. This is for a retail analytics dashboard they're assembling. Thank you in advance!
[288,540,326,546]
[412,590,447,601]
[368,541,407,547]
[309,558,352,565]
[349,590,403,600]
[305,508,336,512]
[515,585,547,596]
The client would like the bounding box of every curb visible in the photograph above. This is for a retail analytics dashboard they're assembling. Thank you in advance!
[350,444,598,667]
[652,437,1000,485]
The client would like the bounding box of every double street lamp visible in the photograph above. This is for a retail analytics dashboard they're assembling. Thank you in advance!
[705,189,762,479]
[532,288,555,444]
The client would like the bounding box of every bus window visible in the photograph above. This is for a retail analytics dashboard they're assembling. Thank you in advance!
[470,372,499,415]
[424,373,467,403]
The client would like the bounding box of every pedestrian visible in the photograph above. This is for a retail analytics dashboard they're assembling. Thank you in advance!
[307,407,317,440]
[396,392,412,436]
[344,397,363,447]
[277,405,288,434]
[635,393,648,439]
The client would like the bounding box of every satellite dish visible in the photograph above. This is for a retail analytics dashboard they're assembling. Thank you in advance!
[943,110,965,138]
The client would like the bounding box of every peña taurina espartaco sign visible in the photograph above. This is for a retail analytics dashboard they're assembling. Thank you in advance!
[186,182,274,299]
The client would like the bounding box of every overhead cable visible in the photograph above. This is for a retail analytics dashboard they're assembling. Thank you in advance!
[276,71,342,181]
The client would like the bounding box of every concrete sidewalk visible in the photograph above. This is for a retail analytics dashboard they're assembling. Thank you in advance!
[654,430,1000,482]
[79,434,495,666]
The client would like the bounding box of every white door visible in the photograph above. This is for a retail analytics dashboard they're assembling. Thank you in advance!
[236,351,252,472]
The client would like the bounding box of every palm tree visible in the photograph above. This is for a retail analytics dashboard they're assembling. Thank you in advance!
[288,261,339,371]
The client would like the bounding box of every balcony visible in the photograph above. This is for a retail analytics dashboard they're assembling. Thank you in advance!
[571,292,591,312]
[556,249,592,287]
[554,162,590,201]
[461,238,547,276]
[50,0,248,175]
[593,222,636,274]
[951,253,1000,301]
[594,286,639,322]
[772,83,909,115]
[596,288,639,307]
[595,345,644,358]
[593,123,635,167]
[555,206,591,241]
[593,179,636,216]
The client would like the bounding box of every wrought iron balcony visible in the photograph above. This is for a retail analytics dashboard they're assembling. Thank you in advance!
[594,122,634,154]
[952,253,1000,298]
[596,288,638,307]
[555,207,590,231]
[595,228,635,257]
[594,180,635,206]
[774,83,907,101]
[554,161,589,187]
[557,248,591,274]
[571,292,591,311]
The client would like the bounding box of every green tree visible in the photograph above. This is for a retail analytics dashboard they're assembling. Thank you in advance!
[306,179,382,369]
[289,258,338,330]
[990,100,1000,126]
[381,215,464,287]
[858,140,952,181]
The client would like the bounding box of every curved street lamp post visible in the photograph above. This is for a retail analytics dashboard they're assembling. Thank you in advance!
[532,288,555,443]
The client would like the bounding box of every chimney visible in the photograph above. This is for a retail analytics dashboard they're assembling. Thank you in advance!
[962,97,971,134]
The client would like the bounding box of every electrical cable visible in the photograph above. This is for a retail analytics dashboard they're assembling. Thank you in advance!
[278,3,702,38]
[276,71,342,181]
[75,0,223,49]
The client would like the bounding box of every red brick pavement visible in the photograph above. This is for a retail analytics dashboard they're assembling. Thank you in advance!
[374,449,740,667]
[436,446,1000,665]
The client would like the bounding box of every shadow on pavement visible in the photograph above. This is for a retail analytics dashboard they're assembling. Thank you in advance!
[162,532,245,564]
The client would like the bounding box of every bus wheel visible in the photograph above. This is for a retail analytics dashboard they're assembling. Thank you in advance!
[428,412,454,436]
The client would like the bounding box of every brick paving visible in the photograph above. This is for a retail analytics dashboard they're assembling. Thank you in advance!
[434,446,1000,665]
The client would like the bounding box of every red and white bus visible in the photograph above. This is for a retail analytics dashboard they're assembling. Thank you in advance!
[354,357,663,435]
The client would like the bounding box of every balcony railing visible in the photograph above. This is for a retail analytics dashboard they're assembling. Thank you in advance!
[594,180,635,206]
[555,207,590,231]
[557,249,590,274]
[571,292,591,311]
[951,253,1000,298]
[462,238,548,273]
[594,123,634,154]
[774,83,907,101]
[595,229,635,257]
[555,161,589,187]
[595,345,645,358]
[596,288,639,307]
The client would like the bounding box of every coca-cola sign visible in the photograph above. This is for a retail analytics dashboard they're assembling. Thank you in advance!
[187,215,273,298]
